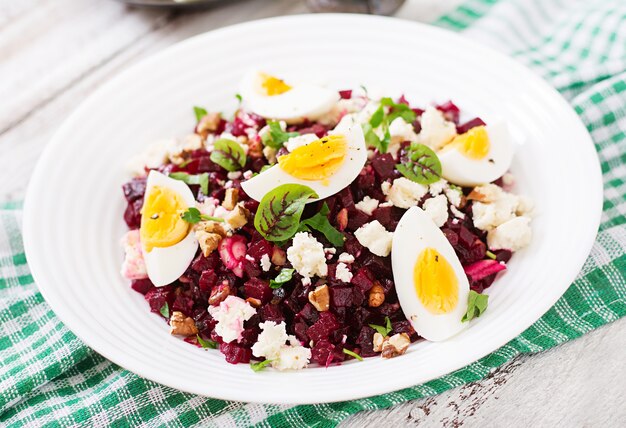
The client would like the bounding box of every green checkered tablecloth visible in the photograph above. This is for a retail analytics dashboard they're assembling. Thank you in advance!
[2,0,625,426]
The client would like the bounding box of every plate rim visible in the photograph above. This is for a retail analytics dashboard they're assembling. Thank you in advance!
[23,13,604,404]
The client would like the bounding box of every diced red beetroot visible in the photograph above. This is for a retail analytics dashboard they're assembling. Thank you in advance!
[311,339,335,366]
[296,303,319,325]
[238,328,259,347]
[371,206,404,231]
[436,100,461,124]
[293,321,309,344]
[122,178,146,202]
[442,222,487,265]
[244,278,273,304]
[247,238,273,261]
[191,252,220,273]
[352,286,366,307]
[347,209,370,231]
[131,279,154,295]
[464,260,506,283]
[495,249,513,263]
[144,286,175,316]
[371,153,397,180]
[123,199,143,229]
[457,117,486,134]
[243,259,263,278]
[218,235,247,278]
[355,166,376,189]
[172,293,194,317]
[360,253,392,277]
[307,312,340,342]
[356,326,377,357]
[339,89,352,99]
[377,302,401,317]
[397,94,410,106]
[259,304,285,323]
[351,267,375,293]
[392,320,418,340]
[330,287,354,308]
[220,342,252,364]
[295,123,328,138]
[198,270,218,292]
[344,236,363,258]
[338,187,355,212]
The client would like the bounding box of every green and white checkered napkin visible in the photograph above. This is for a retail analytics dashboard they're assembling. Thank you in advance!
[2,0,625,426]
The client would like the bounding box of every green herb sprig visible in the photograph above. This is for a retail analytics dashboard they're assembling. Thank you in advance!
[197,335,218,349]
[169,172,210,195]
[342,348,364,361]
[193,106,208,122]
[369,316,392,337]
[250,359,274,372]
[297,203,345,247]
[462,290,489,322]
[159,302,170,319]
[261,121,299,149]
[269,268,295,289]
[181,207,225,225]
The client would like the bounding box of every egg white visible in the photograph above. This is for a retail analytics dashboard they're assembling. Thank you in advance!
[439,121,515,187]
[142,170,199,287]
[392,207,470,341]
[241,123,367,203]
[240,70,340,124]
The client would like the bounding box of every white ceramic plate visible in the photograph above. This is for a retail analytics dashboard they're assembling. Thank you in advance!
[23,14,602,404]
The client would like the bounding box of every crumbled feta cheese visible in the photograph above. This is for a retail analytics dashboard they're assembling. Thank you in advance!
[252,321,311,371]
[120,230,147,280]
[428,179,447,196]
[260,254,271,272]
[381,181,392,196]
[324,247,337,255]
[301,277,312,286]
[387,177,428,209]
[243,170,254,180]
[286,133,318,152]
[197,198,219,216]
[355,220,393,257]
[472,188,524,231]
[444,186,463,208]
[318,98,368,126]
[379,201,393,208]
[387,117,419,158]
[450,205,466,219]
[355,196,380,216]
[262,146,277,164]
[126,139,173,176]
[337,252,355,264]
[286,232,328,278]
[516,195,534,216]
[227,171,242,180]
[168,134,203,164]
[335,262,353,283]
[367,149,376,160]
[487,216,532,251]
[423,195,449,227]
[501,172,515,188]
[418,106,457,150]
[471,184,503,203]
[208,296,256,344]
[245,254,255,262]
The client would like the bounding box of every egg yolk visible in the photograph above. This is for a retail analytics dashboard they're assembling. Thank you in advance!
[140,186,190,252]
[260,73,292,96]
[413,247,459,314]
[449,125,490,159]
[277,135,347,184]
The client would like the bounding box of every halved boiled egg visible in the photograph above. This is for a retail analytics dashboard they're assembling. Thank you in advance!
[438,122,515,187]
[140,170,198,287]
[241,124,366,202]
[392,207,470,341]
[240,70,340,124]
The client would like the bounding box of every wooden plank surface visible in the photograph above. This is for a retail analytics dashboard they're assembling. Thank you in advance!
[1,0,624,426]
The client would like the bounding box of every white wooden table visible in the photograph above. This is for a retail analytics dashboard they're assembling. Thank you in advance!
[1,0,624,425]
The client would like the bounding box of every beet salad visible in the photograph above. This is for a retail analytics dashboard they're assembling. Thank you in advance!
[120,71,533,371]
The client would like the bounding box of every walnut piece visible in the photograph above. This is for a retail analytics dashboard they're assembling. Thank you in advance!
[336,208,348,231]
[271,246,286,266]
[196,112,222,139]
[194,220,228,257]
[246,297,262,308]
[381,333,410,359]
[209,283,231,306]
[308,284,330,312]
[222,188,239,211]
[169,311,199,336]
[368,283,385,307]
[226,203,250,230]
[372,332,385,352]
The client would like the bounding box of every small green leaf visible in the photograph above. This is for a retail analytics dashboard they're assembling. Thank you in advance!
[369,316,392,337]
[210,138,247,172]
[298,203,344,247]
[486,250,497,260]
[381,97,417,124]
[159,302,169,319]
[342,348,364,361]
[254,184,318,242]
[369,105,385,128]
[261,121,299,149]
[197,335,218,349]
[181,207,225,224]
[193,106,208,122]
[169,172,210,195]
[362,123,385,153]
[235,93,243,103]
[269,268,295,289]
[462,290,489,322]
[250,359,274,372]
[396,143,442,185]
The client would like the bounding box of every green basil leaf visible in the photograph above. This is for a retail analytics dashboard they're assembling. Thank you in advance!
[396,143,442,184]
[193,106,208,122]
[169,172,209,195]
[254,184,318,242]
[210,138,247,172]
[462,290,489,322]
[368,316,392,337]
[269,268,295,289]
[298,203,344,247]
[261,121,299,149]
[342,348,364,361]
[159,302,169,319]
[250,359,274,372]
[181,207,225,224]
[197,334,218,349]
